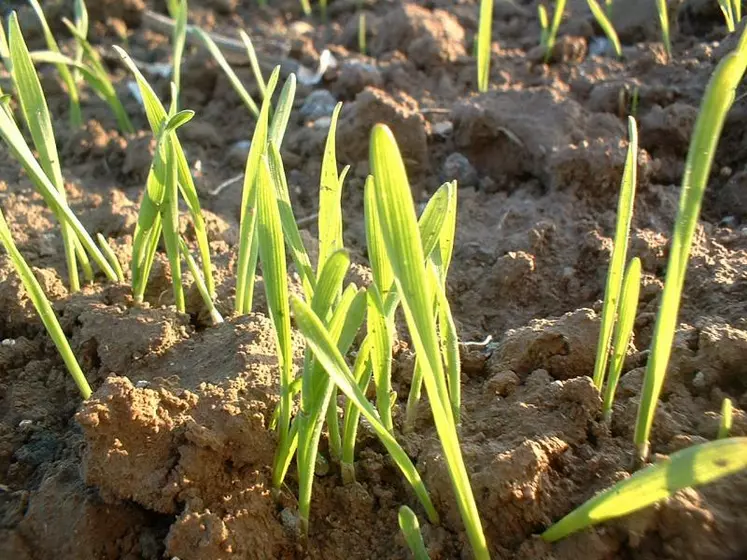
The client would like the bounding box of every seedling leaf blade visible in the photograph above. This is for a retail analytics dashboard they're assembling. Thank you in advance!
[542,437,747,542]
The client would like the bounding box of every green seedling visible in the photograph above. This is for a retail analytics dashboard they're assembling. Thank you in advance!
[179,238,223,324]
[72,0,89,90]
[238,30,267,100]
[96,233,125,283]
[7,12,97,290]
[404,182,460,431]
[654,0,672,60]
[131,103,196,310]
[61,19,135,134]
[592,117,638,390]
[0,207,92,399]
[539,0,568,63]
[634,26,747,462]
[601,257,641,422]
[586,0,622,58]
[542,437,747,541]
[359,12,367,55]
[28,0,82,127]
[115,46,215,300]
[290,294,439,525]
[477,0,493,92]
[235,67,277,314]
[370,124,488,559]
[0,86,116,285]
[718,0,742,32]
[299,0,312,16]
[171,0,188,107]
[398,506,430,560]
[718,398,733,439]
[255,154,295,482]
[193,27,260,118]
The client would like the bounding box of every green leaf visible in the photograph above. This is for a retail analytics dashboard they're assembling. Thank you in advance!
[592,117,638,389]
[718,398,733,439]
[635,29,747,461]
[256,153,293,455]
[542,438,747,542]
[370,124,488,559]
[28,0,82,127]
[114,45,214,297]
[235,67,280,313]
[269,74,296,149]
[0,207,91,398]
[64,21,134,133]
[290,293,439,525]
[267,142,315,298]
[238,30,267,100]
[317,102,344,272]
[364,175,394,298]
[602,257,641,422]
[398,506,431,560]
[192,27,259,117]
[586,0,622,58]
[477,0,493,92]
[368,285,394,432]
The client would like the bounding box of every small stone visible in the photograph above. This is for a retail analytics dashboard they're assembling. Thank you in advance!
[692,371,707,389]
[300,89,337,121]
[1,339,16,347]
[486,370,520,396]
[442,152,478,187]
[432,120,453,138]
[135,380,150,388]
[227,140,251,168]
[18,420,32,430]
[280,508,300,538]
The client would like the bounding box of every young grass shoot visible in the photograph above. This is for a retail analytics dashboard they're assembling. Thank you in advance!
[634,25,747,462]
[586,0,622,58]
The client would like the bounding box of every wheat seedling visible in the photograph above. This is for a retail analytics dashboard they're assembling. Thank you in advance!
[586,0,622,58]
[399,506,430,560]
[592,117,638,390]
[477,0,493,92]
[542,438,747,541]
[718,398,733,439]
[0,207,92,398]
[634,26,747,462]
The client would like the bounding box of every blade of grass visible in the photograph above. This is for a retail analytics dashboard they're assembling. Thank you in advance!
[398,506,430,560]
[63,20,134,134]
[542,437,747,541]
[718,398,733,439]
[268,74,296,149]
[368,285,395,433]
[544,0,568,63]
[654,0,672,60]
[0,207,91,398]
[192,27,260,118]
[9,12,81,291]
[171,0,188,107]
[370,124,488,559]
[586,0,622,58]
[115,46,214,297]
[477,0,493,92]
[267,142,315,298]
[592,117,638,389]
[296,277,364,534]
[317,103,345,273]
[28,0,82,127]
[340,336,373,484]
[291,294,439,524]
[179,237,223,324]
[238,30,267,100]
[256,154,294,484]
[601,257,641,422]
[0,92,116,282]
[634,28,747,462]
[235,68,280,314]
[719,0,736,32]
[96,233,124,282]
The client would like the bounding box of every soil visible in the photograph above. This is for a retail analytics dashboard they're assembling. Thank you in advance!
[1,0,747,559]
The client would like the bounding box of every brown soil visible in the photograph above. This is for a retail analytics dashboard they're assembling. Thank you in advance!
[1,0,747,559]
